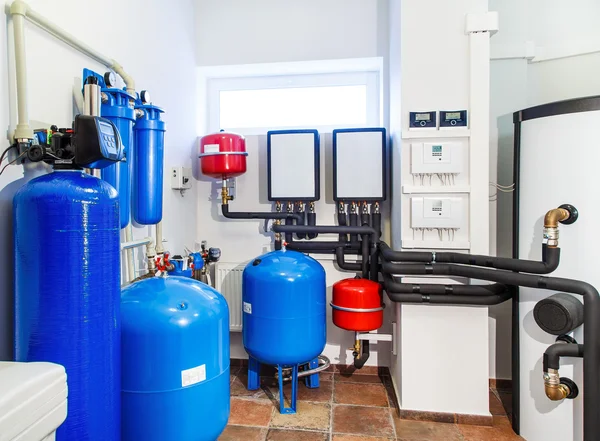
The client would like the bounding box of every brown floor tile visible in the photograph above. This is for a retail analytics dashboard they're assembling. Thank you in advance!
[270,402,331,431]
[334,382,389,407]
[394,418,463,441]
[266,429,328,441]
[231,374,267,399]
[332,405,395,437]
[228,398,273,427]
[231,358,249,367]
[272,380,334,404]
[456,414,493,426]
[458,415,524,441]
[489,390,506,415]
[332,435,394,441]
[219,425,267,441]
[335,365,382,376]
[335,373,386,384]
[319,372,334,382]
[399,409,455,424]
[380,376,399,410]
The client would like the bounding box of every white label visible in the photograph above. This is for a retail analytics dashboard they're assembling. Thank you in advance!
[243,302,252,314]
[181,364,206,387]
[204,144,220,154]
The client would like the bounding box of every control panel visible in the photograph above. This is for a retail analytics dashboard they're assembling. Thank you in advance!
[410,111,437,129]
[411,142,463,174]
[73,115,124,168]
[440,110,468,128]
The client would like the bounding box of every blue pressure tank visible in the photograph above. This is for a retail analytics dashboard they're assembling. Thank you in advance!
[121,276,230,441]
[14,170,121,441]
[101,88,135,229]
[132,103,165,225]
[243,250,326,366]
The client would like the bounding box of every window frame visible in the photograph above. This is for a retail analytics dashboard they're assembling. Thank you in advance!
[198,58,383,135]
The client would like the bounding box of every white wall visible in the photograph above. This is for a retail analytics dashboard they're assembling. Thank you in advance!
[0,0,199,360]
[195,0,387,66]
[488,0,600,380]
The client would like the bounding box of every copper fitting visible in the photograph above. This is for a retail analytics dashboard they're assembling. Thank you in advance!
[544,208,570,228]
[350,339,362,359]
[544,369,569,401]
[221,186,232,205]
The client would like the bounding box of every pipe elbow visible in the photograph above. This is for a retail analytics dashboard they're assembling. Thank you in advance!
[544,208,570,228]
[110,60,135,94]
[10,0,29,16]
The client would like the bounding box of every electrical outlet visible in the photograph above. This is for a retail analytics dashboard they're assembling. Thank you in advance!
[171,166,192,190]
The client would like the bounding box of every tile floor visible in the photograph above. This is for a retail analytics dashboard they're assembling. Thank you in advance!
[220,363,523,441]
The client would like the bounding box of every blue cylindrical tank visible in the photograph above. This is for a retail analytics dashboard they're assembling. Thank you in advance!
[121,276,230,441]
[101,88,136,229]
[14,170,121,441]
[243,250,326,366]
[132,104,165,225]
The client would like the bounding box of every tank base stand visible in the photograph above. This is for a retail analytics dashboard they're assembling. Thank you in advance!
[278,364,299,414]
[304,358,320,389]
[247,357,261,390]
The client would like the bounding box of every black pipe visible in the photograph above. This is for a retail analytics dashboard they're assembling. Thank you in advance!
[335,247,362,271]
[272,224,377,241]
[285,241,361,252]
[361,235,369,278]
[543,343,584,371]
[372,212,382,239]
[307,211,317,239]
[274,239,282,251]
[338,204,348,243]
[349,210,358,243]
[222,204,304,223]
[284,217,294,244]
[379,241,559,274]
[369,246,379,282]
[380,260,600,440]
[296,207,306,239]
[354,340,370,369]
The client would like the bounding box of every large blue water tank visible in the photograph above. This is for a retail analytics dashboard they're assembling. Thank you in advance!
[14,170,121,441]
[243,250,326,366]
[121,276,230,441]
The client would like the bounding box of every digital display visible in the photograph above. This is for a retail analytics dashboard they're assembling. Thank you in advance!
[99,121,115,136]
[445,112,462,120]
[415,113,431,121]
[432,145,442,153]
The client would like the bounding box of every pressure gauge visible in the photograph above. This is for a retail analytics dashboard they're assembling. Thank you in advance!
[140,90,151,104]
[409,111,437,129]
[104,71,117,88]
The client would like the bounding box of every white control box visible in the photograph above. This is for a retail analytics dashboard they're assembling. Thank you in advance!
[411,142,463,174]
[411,196,463,228]
[171,167,192,190]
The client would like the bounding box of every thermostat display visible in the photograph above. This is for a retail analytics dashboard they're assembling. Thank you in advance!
[410,111,437,129]
[440,110,468,128]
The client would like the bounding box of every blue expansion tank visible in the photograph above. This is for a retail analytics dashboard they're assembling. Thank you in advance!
[121,276,230,441]
[243,250,326,366]
[14,170,121,441]
[132,103,165,225]
[101,88,135,229]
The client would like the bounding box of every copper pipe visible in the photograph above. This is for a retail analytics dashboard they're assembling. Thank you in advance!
[544,368,570,401]
[544,208,570,228]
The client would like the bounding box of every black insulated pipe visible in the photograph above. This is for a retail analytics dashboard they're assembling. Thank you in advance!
[354,340,370,369]
[361,235,369,278]
[379,260,600,441]
[272,225,377,241]
[307,211,317,239]
[349,210,358,243]
[284,217,294,244]
[296,205,306,239]
[379,241,560,274]
[543,343,584,371]
[372,212,382,239]
[221,204,304,223]
[335,247,362,271]
[285,241,361,252]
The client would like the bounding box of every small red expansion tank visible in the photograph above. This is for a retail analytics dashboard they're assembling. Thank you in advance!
[199,131,248,179]
[331,278,383,332]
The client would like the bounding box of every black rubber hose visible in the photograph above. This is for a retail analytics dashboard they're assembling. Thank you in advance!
[338,210,348,242]
[336,247,362,271]
[370,246,379,282]
[222,204,304,223]
[354,340,370,369]
[361,236,369,278]
[307,211,318,239]
[349,212,358,243]
[284,217,294,243]
[379,241,559,274]
[372,212,382,239]
[296,209,306,239]
[543,343,584,371]
[379,260,600,440]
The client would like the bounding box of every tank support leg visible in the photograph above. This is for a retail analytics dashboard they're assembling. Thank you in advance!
[305,358,321,389]
[278,364,298,414]
[247,357,261,391]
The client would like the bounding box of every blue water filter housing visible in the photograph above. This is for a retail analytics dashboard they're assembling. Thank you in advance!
[101,88,135,228]
[121,276,230,441]
[243,250,326,413]
[132,103,165,224]
[14,170,121,440]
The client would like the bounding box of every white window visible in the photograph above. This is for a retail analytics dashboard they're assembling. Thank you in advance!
[199,58,382,135]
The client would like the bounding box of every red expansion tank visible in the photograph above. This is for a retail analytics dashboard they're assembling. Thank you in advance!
[331,278,383,332]
[199,131,248,179]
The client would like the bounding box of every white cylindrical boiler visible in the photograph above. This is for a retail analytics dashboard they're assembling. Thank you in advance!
[513,96,600,441]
